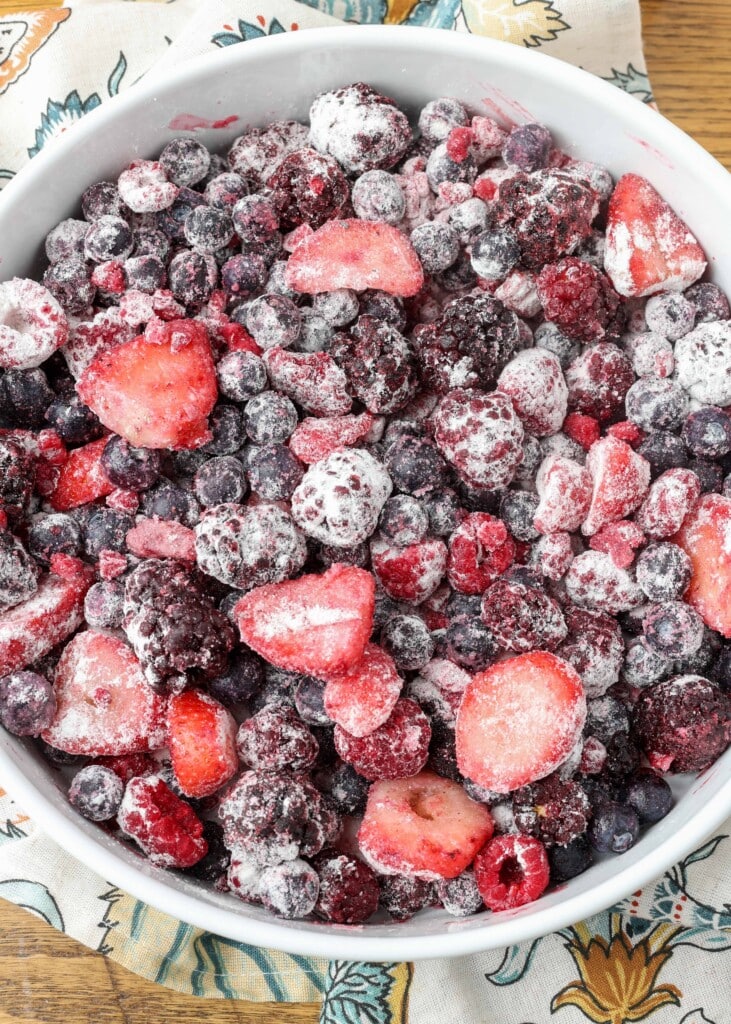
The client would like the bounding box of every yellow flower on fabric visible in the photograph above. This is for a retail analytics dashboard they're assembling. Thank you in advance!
[462,0,570,48]
[384,0,423,23]
[552,926,682,1024]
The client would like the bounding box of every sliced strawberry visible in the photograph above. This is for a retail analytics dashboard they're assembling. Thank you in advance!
[126,517,196,563]
[263,348,352,417]
[582,436,650,537]
[234,564,375,676]
[588,519,645,569]
[77,320,218,449]
[675,493,731,637]
[94,752,156,784]
[534,456,592,535]
[637,468,701,539]
[323,643,403,737]
[358,771,494,880]
[0,571,91,675]
[50,437,113,511]
[219,321,262,355]
[41,631,168,756]
[447,513,515,595]
[289,412,375,464]
[117,775,207,869]
[168,689,238,798]
[473,834,549,911]
[456,651,587,794]
[370,536,447,603]
[604,173,706,297]
[285,218,424,297]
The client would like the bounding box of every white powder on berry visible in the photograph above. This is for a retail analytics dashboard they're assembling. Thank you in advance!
[675,320,731,405]
[0,278,68,369]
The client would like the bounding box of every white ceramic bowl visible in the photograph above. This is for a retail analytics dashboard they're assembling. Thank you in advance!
[1,26,730,962]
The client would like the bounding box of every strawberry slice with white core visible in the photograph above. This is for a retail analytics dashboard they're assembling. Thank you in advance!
[168,689,238,798]
[358,771,494,880]
[323,643,403,737]
[234,564,375,676]
[289,412,375,464]
[674,493,731,637]
[604,173,706,297]
[0,570,90,675]
[77,320,217,449]
[285,219,424,297]
[42,631,168,756]
[456,651,587,794]
[581,436,650,537]
[0,278,68,370]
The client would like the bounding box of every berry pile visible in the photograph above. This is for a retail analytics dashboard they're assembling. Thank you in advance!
[1,83,730,928]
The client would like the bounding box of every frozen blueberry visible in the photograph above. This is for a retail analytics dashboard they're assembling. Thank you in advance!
[548,835,593,883]
[84,580,125,629]
[643,601,704,660]
[444,617,495,671]
[435,251,478,292]
[422,489,463,537]
[101,435,161,490]
[447,197,489,245]
[352,170,406,224]
[384,435,448,496]
[159,138,211,187]
[244,294,301,350]
[684,281,730,323]
[216,350,268,403]
[124,254,166,293]
[45,393,102,445]
[418,97,469,143]
[244,391,298,445]
[635,543,692,602]
[132,226,171,261]
[204,171,248,210]
[183,205,233,254]
[208,649,265,706]
[499,490,540,542]
[624,771,673,823]
[622,636,671,688]
[232,194,280,244]
[503,123,552,171]
[0,671,56,737]
[157,186,206,242]
[378,495,428,547]
[381,613,434,671]
[426,142,476,191]
[644,291,696,340]
[293,675,330,727]
[682,406,731,460]
[45,218,87,263]
[588,800,640,854]
[435,871,483,917]
[0,368,54,428]
[221,252,269,299]
[316,540,370,569]
[691,459,724,493]
[625,377,688,432]
[324,761,369,816]
[470,228,520,282]
[43,257,96,313]
[81,182,128,221]
[185,820,231,882]
[246,444,304,501]
[141,479,200,527]
[202,404,246,455]
[168,249,218,306]
[84,508,133,558]
[28,514,82,565]
[68,765,124,821]
[410,222,460,274]
[637,431,690,477]
[84,216,134,262]
[260,859,319,919]
[194,456,247,506]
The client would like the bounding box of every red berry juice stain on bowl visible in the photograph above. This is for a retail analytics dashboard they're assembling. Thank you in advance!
[167,113,240,132]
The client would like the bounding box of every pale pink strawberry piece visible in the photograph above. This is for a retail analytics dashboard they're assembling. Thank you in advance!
[323,643,403,737]
[41,631,168,756]
[582,436,650,537]
[446,512,515,595]
[534,456,592,535]
[604,173,706,297]
[0,570,91,675]
[371,536,447,603]
[289,413,375,464]
[0,278,68,370]
[49,437,113,511]
[674,493,731,637]
[77,320,218,449]
[234,564,375,677]
[529,531,574,581]
[497,350,567,438]
[106,488,140,514]
[285,218,424,297]
[589,519,645,569]
[263,348,352,417]
[126,517,196,563]
[419,658,471,695]
[358,771,493,880]
[456,651,587,794]
[636,468,701,539]
[98,549,128,580]
[168,689,238,798]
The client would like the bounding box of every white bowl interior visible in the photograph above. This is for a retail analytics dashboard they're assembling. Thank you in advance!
[0,26,730,962]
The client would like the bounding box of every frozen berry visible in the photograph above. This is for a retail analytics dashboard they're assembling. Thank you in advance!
[685,281,730,323]
[503,123,552,172]
[222,253,269,299]
[309,83,411,175]
[548,834,593,883]
[381,614,434,672]
[512,774,590,847]
[194,456,247,506]
[378,495,428,547]
[384,434,448,496]
[0,670,56,736]
[565,342,634,423]
[237,704,318,772]
[481,575,567,652]
[335,698,431,781]
[168,250,218,307]
[100,435,161,490]
[68,764,124,821]
[141,479,199,527]
[556,607,624,698]
[84,216,133,263]
[329,315,417,415]
[314,851,379,924]
[625,377,687,432]
[474,833,550,910]
[118,775,207,868]
[204,171,248,211]
[195,502,305,589]
[588,800,639,854]
[644,291,696,340]
[634,674,731,772]
[682,406,731,460]
[268,148,348,230]
[159,138,211,187]
[636,542,692,602]
[643,601,704,659]
[43,258,95,314]
[183,205,233,254]
[0,532,40,612]
[216,350,267,402]
[28,514,82,565]
[624,770,673,823]
[411,222,460,274]
[418,97,469,142]
[244,391,298,445]
[497,348,568,438]
[1,368,54,427]
[244,294,301,350]
[84,508,132,558]
[435,870,483,917]
[433,389,524,490]
[259,859,319,919]
[207,649,264,707]
[84,580,124,629]
[45,218,88,262]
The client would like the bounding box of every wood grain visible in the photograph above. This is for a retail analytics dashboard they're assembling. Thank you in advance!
[1,3,729,1021]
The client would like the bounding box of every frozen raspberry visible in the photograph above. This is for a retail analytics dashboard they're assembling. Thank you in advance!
[228,120,309,189]
[0,278,68,370]
[313,851,379,924]
[533,455,592,534]
[370,536,447,604]
[329,316,417,415]
[473,833,550,910]
[589,520,645,569]
[433,389,524,490]
[334,698,431,781]
[259,859,319,919]
[481,576,567,652]
[583,437,651,537]
[268,148,349,230]
[497,349,567,437]
[118,775,207,869]
[237,704,319,772]
[446,512,515,595]
[636,468,701,538]
[412,294,520,394]
[218,769,338,866]
[117,160,178,213]
[563,412,600,452]
[263,347,351,416]
[634,675,731,772]
[309,82,411,174]
[379,874,436,921]
[291,448,391,548]
[565,551,643,614]
[512,774,590,846]
[565,343,635,423]
[492,170,599,271]
[537,258,621,344]
[195,502,306,589]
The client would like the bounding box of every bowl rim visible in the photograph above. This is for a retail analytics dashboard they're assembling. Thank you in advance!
[1,23,730,962]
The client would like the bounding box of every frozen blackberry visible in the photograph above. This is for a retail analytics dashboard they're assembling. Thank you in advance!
[481,576,567,653]
[624,770,673,823]
[194,502,306,589]
[84,508,133,558]
[159,137,211,187]
[410,222,460,274]
[443,616,496,671]
[644,292,696,340]
[313,851,379,924]
[194,456,247,506]
[43,256,95,313]
[423,488,463,537]
[625,377,688,432]
[470,228,520,282]
[635,543,692,602]
[379,874,435,922]
[68,765,124,821]
[0,671,56,736]
[634,674,731,772]
[0,532,39,612]
[637,431,690,478]
[45,393,103,445]
[216,350,268,403]
[503,123,552,172]
[378,495,428,547]
[293,675,330,727]
[588,800,639,854]
[237,704,319,772]
[548,834,593,883]
[45,218,88,262]
[168,249,218,307]
[141,479,200,527]
[244,294,301,351]
[185,820,231,883]
[0,368,53,428]
[381,613,434,671]
[84,580,125,629]
[436,871,483,917]
[412,294,519,394]
[384,434,448,496]
[0,440,34,524]
[685,281,730,323]
[204,171,248,210]
[246,445,304,501]
[643,601,704,660]
[28,514,82,565]
[512,775,590,847]
[259,859,319,919]
[202,404,246,456]
[499,490,540,542]
[418,97,469,142]
[183,205,233,254]
[123,559,235,691]
[101,435,161,490]
[84,215,134,262]
[309,82,411,175]
[244,391,298,445]
[682,406,731,460]
[426,142,476,190]
[329,315,417,415]
[358,290,407,331]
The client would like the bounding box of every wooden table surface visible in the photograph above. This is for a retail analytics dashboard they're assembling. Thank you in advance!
[1,2,730,1021]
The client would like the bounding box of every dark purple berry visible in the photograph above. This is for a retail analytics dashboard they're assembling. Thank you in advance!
[124,254,166,293]
[682,406,731,460]
[588,800,640,854]
[43,257,96,313]
[84,580,125,629]
[168,249,217,307]
[444,617,495,671]
[101,435,161,490]
[185,820,231,882]
[378,495,428,547]
[503,123,552,172]
[133,226,170,261]
[385,434,448,496]
[84,216,134,262]
[156,187,206,242]
[636,543,692,602]
[28,514,82,565]
[244,391,298,445]
[322,761,369,816]
[246,444,304,501]
[293,675,330,726]
[418,97,469,143]
[45,393,102,446]
[643,601,704,659]
[232,194,280,244]
[84,508,133,558]
[194,456,247,506]
[625,377,687,432]
[624,771,673,823]
[81,181,128,221]
[216,350,267,402]
[357,290,406,331]
[426,142,476,190]
[381,613,434,671]
[352,170,405,224]
[410,221,459,274]
[244,294,302,350]
[548,834,593,883]
[159,138,211,187]
[436,871,483,916]
[0,671,56,737]
[207,649,264,706]
[470,228,520,281]
[422,489,463,536]
[201,404,246,455]
[684,281,730,323]
[0,368,53,428]
[45,219,87,263]
[637,431,690,478]
[499,490,540,542]
[141,478,200,527]
[313,851,379,924]
[183,205,233,254]
[204,172,248,210]
[68,764,124,821]
[221,252,269,299]
[379,874,435,921]
[259,859,319,918]
[237,704,318,772]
